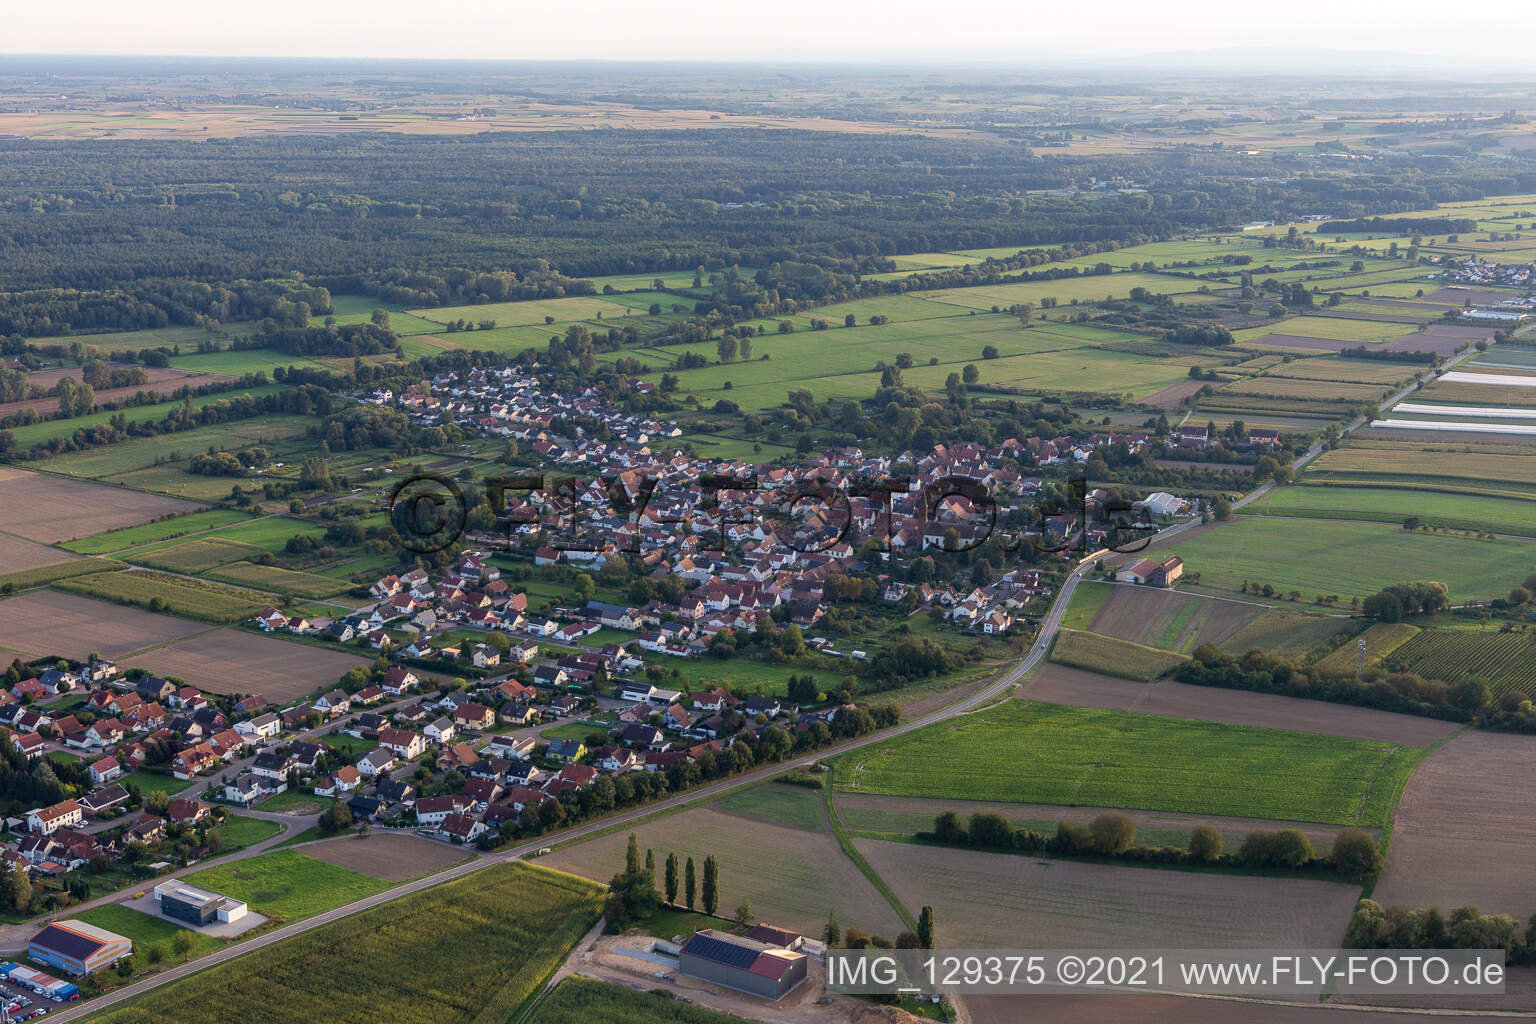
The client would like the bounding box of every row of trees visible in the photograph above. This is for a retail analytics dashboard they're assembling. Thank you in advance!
[606,833,722,925]
[924,810,1383,881]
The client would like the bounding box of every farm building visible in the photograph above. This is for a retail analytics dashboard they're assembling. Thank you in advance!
[1115,555,1184,587]
[27,920,133,976]
[152,879,249,926]
[678,929,808,1000]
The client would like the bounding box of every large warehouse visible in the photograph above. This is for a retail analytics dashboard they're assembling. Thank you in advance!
[28,920,133,977]
[153,879,249,926]
[678,929,808,1000]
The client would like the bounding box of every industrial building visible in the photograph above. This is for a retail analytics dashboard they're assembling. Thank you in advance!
[153,879,249,926]
[678,929,808,1000]
[27,920,133,976]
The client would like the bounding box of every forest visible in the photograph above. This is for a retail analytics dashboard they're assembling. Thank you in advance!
[1,130,1533,337]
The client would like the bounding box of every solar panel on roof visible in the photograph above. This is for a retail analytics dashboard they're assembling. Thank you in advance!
[682,933,760,970]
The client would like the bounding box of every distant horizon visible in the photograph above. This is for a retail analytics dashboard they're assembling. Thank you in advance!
[3,0,1531,71]
[2,47,1534,81]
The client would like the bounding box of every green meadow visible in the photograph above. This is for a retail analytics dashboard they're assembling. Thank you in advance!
[839,700,1423,826]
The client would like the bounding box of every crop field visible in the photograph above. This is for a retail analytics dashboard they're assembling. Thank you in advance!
[543,804,906,937]
[1417,380,1536,407]
[839,700,1424,826]
[1385,628,1536,693]
[60,508,253,554]
[129,628,371,699]
[857,840,1360,950]
[712,781,825,831]
[55,568,274,622]
[1303,442,1536,498]
[1372,730,1536,921]
[32,415,316,482]
[0,589,207,660]
[1217,377,1389,402]
[1233,316,1415,345]
[530,978,752,1024]
[133,537,268,573]
[411,293,658,327]
[1085,584,1260,652]
[0,531,78,574]
[1215,608,1359,659]
[1312,622,1421,674]
[922,271,1201,310]
[1250,484,1536,537]
[90,863,603,1024]
[165,347,336,376]
[1024,663,1458,746]
[1048,628,1188,681]
[209,561,353,598]
[1263,358,1423,385]
[299,833,473,881]
[1150,516,1535,602]
[182,850,392,922]
[32,324,237,353]
[0,466,200,543]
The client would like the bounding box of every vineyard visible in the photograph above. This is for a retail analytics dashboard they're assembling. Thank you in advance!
[1385,628,1536,696]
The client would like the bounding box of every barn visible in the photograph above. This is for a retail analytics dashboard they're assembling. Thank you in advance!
[27,920,133,976]
[678,929,808,1000]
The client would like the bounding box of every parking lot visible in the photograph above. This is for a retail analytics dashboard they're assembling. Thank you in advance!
[0,977,58,1020]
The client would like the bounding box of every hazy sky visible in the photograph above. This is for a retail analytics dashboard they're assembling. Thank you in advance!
[2,0,1528,64]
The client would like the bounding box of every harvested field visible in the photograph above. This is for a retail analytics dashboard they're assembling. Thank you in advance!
[0,466,199,543]
[542,805,905,938]
[1372,730,1536,920]
[0,589,207,660]
[0,532,78,573]
[1024,663,1458,746]
[299,832,473,881]
[1245,331,1471,357]
[855,840,1359,948]
[128,628,371,699]
[1087,584,1260,652]
[835,792,1366,855]
[1141,379,1208,408]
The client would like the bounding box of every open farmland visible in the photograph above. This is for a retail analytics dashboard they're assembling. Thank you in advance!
[1384,627,1536,697]
[134,536,268,573]
[60,507,253,554]
[1024,664,1457,745]
[855,840,1360,949]
[89,863,603,1024]
[529,979,754,1024]
[835,792,1365,855]
[54,568,274,622]
[0,466,199,543]
[1372,730,1536,920]
[128,628,371,699]
[1048,628,1188,680]
[0,589,207,659]
[542,804,906,938]
[1149,516,1533,602]
[1304,441,1536,498]
[1249,484,1536,537]
[1084,583,1260,652]
[838,700,1425,825]
[1312,622,1420,674]
[297,833,474,881]
[0,531,79,573]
